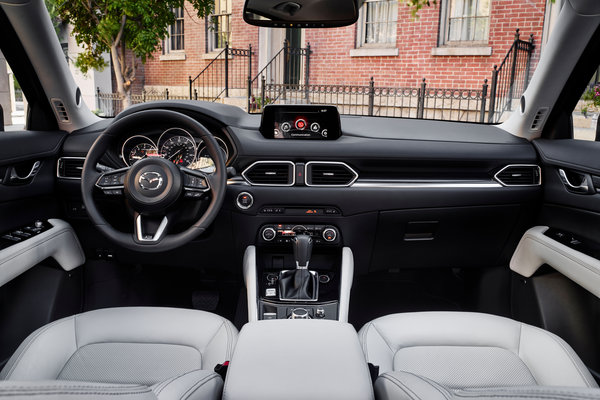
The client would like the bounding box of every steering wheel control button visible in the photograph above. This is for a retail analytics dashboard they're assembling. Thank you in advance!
[281,122,291,132]
[322,227,337,242]
[262,227,277,241]
[236,192,254,210]
[310,122,320,132]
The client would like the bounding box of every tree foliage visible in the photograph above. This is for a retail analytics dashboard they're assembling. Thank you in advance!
[50,0,213,104]
[403,0,437,17]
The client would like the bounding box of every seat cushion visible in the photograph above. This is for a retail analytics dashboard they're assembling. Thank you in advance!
[374,372,600,400]
[358,312,597,389]
[0,307,238,400]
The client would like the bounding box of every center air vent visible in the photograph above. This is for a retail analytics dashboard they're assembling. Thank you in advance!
[242,161,295,186]
[494,164,541,186]
[57,157,85,179]
[305,162,358,187]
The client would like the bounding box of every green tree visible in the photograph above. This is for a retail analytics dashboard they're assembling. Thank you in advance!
[52,0,213,108]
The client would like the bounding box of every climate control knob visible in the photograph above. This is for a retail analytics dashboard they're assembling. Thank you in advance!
[262,227,277,242]
[322,227,337,242]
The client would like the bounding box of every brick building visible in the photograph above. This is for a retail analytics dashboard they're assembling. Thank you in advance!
[128,0,562,111]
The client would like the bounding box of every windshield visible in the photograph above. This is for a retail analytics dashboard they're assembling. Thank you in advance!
[1,0,561,128]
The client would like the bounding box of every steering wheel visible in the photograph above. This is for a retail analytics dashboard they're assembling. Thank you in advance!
[81,109,227,252]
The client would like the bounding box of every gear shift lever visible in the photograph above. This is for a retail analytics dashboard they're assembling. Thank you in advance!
[293,234,313,269]
[278,234,318,301]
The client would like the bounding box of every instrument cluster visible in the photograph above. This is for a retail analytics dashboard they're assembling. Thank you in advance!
[120,127,230,173]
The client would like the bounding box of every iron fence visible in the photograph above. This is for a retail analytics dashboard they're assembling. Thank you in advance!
[188,43,252,102]
[488,29,535,123]
[252,77,490,123]
[95,88,188,117]
[248,42,311,111]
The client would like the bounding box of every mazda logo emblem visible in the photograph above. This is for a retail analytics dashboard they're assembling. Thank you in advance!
[138,171,164,191]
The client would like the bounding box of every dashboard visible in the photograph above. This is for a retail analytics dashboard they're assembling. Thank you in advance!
[57,101,542,275]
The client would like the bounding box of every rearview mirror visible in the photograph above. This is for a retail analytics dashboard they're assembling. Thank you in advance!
[243,0,360,28]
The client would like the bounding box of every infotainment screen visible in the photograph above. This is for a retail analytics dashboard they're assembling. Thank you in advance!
[259,105,341,140]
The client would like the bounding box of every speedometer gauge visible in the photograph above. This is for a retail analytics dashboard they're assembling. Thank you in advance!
[160,136,196,166]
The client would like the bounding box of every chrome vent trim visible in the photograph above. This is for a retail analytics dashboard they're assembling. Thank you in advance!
[57,157,85,179]
[305,161,358,187]
[242,161,295,186]
[494,164,541,186]
[51,98,70,123]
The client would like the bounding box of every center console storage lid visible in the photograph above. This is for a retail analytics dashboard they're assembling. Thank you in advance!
[223,320,374,400]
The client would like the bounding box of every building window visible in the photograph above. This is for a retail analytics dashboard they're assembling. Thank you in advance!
[207,0,232,52]
[356,0,398,48]
[163,7,184,54]
[440,0,491,45]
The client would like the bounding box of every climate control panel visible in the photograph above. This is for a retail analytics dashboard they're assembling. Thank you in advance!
[258,224,340,245]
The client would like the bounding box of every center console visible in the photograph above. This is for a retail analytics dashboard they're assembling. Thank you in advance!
[244,223,354,322]
[223,320,374,400]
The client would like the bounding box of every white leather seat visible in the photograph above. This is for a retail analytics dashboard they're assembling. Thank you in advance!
[0,307,238,400]
[359,312,599,400]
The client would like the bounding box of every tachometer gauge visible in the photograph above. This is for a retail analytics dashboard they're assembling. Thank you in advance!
[160,135,196,166]
[190,137,229,173]
[129,143,158,165]
[121,135,157,166]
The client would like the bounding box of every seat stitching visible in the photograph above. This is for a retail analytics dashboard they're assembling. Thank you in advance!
[361,323,372,361]
[536,328,595,387]
[3,317,74,379]
[379,374,422,400]
[223,320,233,360]
[200,321,226,369]
[399,371,452,400]
[370,323,396,355]
[181,373,220,400]
[153,369,203,396]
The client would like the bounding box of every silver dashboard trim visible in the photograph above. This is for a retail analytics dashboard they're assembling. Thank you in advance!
[494,164,542,187]
[56,157,86,180]
[351,180,503,189]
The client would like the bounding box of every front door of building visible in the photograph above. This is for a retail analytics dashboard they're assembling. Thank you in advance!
[284,28,302,85]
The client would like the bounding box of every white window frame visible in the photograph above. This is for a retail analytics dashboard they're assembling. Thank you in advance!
[207,0,232,52]
[162,7,185,58]
[438,0,491,46]
[355,0,398,49]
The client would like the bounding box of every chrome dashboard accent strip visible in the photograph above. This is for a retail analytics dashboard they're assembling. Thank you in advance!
[351,180,503,189]
[241,160,296,186]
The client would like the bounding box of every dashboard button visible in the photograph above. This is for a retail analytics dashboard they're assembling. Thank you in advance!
[262,227,277,241]
[236,192,254,210]
[322,227,337,242]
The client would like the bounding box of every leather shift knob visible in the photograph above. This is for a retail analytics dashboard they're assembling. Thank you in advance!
[293,234,313,269]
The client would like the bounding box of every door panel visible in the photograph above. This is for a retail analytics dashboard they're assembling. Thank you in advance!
[519,138,600,376]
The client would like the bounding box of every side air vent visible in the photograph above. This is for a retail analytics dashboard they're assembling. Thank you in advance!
[51,99,70,123]
[57,157,85,179]
[530,107,549,131]
[305,162,358,187]
[494,164,541,186]
[242,161,295,186]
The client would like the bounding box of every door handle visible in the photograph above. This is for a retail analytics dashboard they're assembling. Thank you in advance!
[5,161,41,185]
[558,168,595,194]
